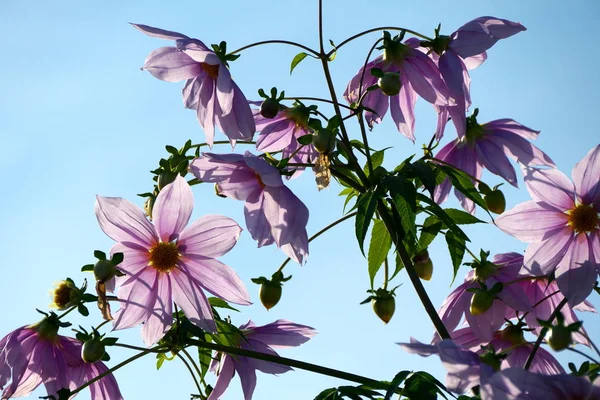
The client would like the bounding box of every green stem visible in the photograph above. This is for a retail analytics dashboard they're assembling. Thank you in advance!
[581,331,600,359]
[565,347,600,365]
[277,212,358,273]
[283,96,354,111]
[187,338,390,391]
[327,27,434,57]
[330,168,365,193]
[57,306,76,320]
[181,347,208,387]
[357,111,373,177]
[95,320,111,331]
[189,140,256,149]
[176,352,203,395]
[524,297,568,370]
[357,38,384,106]
[383,256,389,291]
[378,201,451,339]
[69,346,162,397]
[227,40,319,57]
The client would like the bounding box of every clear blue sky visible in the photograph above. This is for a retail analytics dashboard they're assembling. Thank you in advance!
[1,0,599,399]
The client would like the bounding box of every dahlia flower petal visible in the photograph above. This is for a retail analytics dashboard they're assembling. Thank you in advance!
[130,23,190,41]
[522,228,573,275]
[183,75,202,110]
[496,283,531,312]
[153,175,194,242]
[555,234,596,306]
[572,144,600,206]
[495,200,569,242]
[216,66,234,115]
[141,275,173,346]
[253,107,288,131]
[255,119,295,152]
[142,47,201,82]
[476,140,517,186]
[190,154,260,201]
[404,54,451,105]
[243,151,283,187]
[434,106,450,140]
[390,78,417,141]
[95,196,158,248]
[450,17,526,58]
[486,132,555,168]
[196,75,216,147]
[480,368,552,400]
[216,85,256,142]
[439,50,465,98]
[462,52,487,70]
[235,359,257,400]
[399,337,439,356]
[523,167,576,210]
[481,118,539,140]
[281,233,309,266]
[182,256,251,305]
[113,268,158,331]
[179,214,242,259]
[170,268,216,332]
[245,319,316,349]
[437,282,472,334]
[207,356,235,400]
[86,362,124,400]
[244,192,276,247]
[465,300,505,342]
[39,342,69,398]
[243,339,292,374]
[109,242,150,276]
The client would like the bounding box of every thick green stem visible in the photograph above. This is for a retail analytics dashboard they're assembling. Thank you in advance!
[524,297,568,370]
[187,338,390,390]
[176,352,203,395]
[377,202,451,339]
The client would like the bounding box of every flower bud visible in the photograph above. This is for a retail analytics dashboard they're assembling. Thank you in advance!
[82,337,106,363]
[312,129,336,154]
[470,291,494,315]
[94,260,117,283]
[259,281,282,310]
[485,190,506,214]
[260,98,280,119]
[377,73,401,96]
[49,279,84,310]
[157,171,177,191]
[473,261,498,282]
[548,325,572,351]
[501,325,526,346]
[372,296,395,324]
[413,250,433,281]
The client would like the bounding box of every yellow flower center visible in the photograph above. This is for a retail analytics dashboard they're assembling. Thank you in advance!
[200,62,219,79]
[53,283,73,309]
[254,173,266,189]
[568,204,599,233]
[149,242,180,273]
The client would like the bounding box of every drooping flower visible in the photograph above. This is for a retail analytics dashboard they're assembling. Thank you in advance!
[400,338,495,394]
[252,102,318,178]
[495,144,600,306]
[95,175,250,346]
[480,367,600,400]
[343,33,455,142]
[427,17,526,139]
[436,252,531,342]
[450,327,564,376]
[207,319,316,400]
[0,315,122,399]
[434,113,555,213]
[190,151,309,264]
[516,278,596,346]
[132,23,255,147]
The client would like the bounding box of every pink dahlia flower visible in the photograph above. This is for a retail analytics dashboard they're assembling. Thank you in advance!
[208,319,315,400]
[132,24,255,147]
[496,144,600,306]
[434,115,554,213]
[190,151,309,264]
[95,175,250,346]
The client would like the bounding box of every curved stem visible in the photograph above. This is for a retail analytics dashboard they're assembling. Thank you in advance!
[524,297,568,370]
[190,140,256,149]
[181,347,208,387]
[227,40,319,57]
[187,338,390,391]
[318,0,325,55]
[113,343,168,353]
[357,112,373,177]
[57,306,76,320]
[378,201,451,339]
[357,38,384,106]
[565,347,600,365]
[176,352,203,395]
[330,168,366,193]
[69,346,162,397]
[383,256,389,291]
[284,96,354,111]
[328,27,434,57]
[277,211,358,273]
[95,320,111,331]
[580,331,600,359]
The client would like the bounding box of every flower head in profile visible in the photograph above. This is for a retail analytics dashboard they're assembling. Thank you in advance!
[95,175,250,346]
[132,23,255,147]
[208,319,316,400]
[0,314,122,399]
[190,151,309,264]
[344,32,455,142]
[434,112,554,213]
[436,252,531,342]
[426,16,525,139]
[253,102,318,178]
[496,144,600,305]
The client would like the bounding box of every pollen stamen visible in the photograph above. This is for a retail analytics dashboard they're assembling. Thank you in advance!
[53,284,72,309]
[200,62,219,79]
[149,242,180,273]
[568,204,599,233]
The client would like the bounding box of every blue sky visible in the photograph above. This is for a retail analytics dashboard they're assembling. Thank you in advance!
[1,0,599,399]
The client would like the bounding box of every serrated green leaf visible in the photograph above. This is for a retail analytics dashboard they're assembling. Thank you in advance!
[445,231,466,283]
[198,340,212,379]
[368,220,392,287]
[437,164,486,209]
[402,373,438,400]
[444,208,485,225]
[297,134,314,145]
[290,52,308,74]
[390,251,405,281]
[208,297,239,312]
[418,215,442,252]
[339,187,354,196]
[355,192,379,255]
[387,176,417,241]
[384,370,411,400]
[364,150,385,175]
[313,388,338,400]
[417,193,468,242]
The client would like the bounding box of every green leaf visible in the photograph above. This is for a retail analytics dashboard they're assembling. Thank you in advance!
[111,252,124,265]
[418,215,442,252]
[156,353,166,370]
[384,371,411,400]
[444,208,485,225]
[417,193,468,242]
[93,250,106,261]
[102,337,118,346]
[165,145,179,155]
[339,187,354,196]
[390,251,405,281]
[368,220,392,287]
[81,264,94,272]
[355,191,379,255]
[198,337,212,378]
[208,297,239,312]
[408,161,436,196]
[387,176,417,241]
[77,304,89,317]
[290,52,308,74]
[365,150,385,174]
[313,388,338,400]
[297,134,314,145]
[401,373,438,400]
[437,164,486,209]
[445,231,466,283]
[343,191,358,214]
